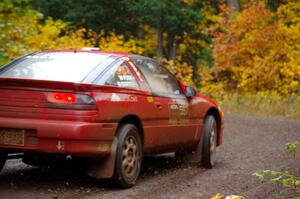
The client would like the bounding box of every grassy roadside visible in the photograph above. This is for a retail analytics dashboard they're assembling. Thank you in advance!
[211,93,300,199]
[215,93,300,120]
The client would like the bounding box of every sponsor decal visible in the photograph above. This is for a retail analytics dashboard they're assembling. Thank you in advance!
[168,102,189,124]
[97,143,109,152]
[111,93,121,102]
[117,75,135,81]
[111,93,138,102]
[129,95,138,102]
[147,96,154,103]
[56,141,65,151]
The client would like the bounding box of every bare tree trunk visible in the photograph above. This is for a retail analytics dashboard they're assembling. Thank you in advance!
[156,23,163,57]
[137,27,144,40]
[227,0,240,13]
[168,33,177,61]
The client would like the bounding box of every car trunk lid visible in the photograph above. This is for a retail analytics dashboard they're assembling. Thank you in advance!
[0,78,98,120]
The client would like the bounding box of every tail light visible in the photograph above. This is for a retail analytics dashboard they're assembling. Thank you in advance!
[46,93,96,110]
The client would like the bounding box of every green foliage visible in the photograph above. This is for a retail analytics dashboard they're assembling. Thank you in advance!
[2,0,300,106]
[253,141,299,199]
[125,0,203,60]
[1,2,300,197]
[267,0,283,11]
[0,0,94,65]
[0,0,39,64]
[253,170,300,198]
[29,0,137,34]
[125,0,201,32]
[29,0,209,72]
[286,142,300,158]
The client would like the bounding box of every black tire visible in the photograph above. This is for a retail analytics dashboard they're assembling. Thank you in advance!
[202,115,217,168]
[113,124,142,188]
[0,152,7,172]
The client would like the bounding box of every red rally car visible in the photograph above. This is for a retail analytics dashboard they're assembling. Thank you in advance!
[0,50,223,187]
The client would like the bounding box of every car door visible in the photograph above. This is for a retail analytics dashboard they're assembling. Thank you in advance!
[131,58,198,149]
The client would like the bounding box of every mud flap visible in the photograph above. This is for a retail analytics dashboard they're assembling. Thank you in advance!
[185,134,204,164]
[87,136,118,179]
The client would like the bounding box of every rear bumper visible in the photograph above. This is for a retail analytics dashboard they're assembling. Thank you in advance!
[0,117,117,156]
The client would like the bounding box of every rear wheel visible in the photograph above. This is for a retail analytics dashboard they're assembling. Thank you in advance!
[202,115,217,168]
[0,152,7,172]
[113,124,142,188]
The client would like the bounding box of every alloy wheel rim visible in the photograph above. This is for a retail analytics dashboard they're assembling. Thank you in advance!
[122,135,139,178]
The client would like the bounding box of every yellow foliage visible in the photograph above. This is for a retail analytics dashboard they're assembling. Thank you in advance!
[97,29,195,87]
[142,25,157,56]
[199,66,226,99]
[98,32,145,55]
[27,19,95,51]
[0,1,95,65]
[201,1,300,96]
[211,193,245,199]
[161,58,194,87]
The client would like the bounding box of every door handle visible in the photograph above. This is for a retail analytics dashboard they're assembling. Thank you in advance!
[155,102,162,109]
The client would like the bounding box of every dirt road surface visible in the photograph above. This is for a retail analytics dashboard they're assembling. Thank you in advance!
[0,113,299,199]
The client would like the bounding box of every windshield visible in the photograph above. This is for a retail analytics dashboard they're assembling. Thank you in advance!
[0,52,117,83]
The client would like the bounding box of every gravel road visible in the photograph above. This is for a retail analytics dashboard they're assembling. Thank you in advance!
[0,113,299,199]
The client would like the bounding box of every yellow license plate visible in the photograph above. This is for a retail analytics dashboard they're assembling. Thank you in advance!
[0,129,25,146]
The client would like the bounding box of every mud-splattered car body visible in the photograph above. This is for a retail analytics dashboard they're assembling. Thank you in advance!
[0,50,223,187]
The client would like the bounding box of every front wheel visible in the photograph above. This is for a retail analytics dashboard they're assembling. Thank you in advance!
[0,152,7,172]
[202,115,217,168]
[113,124,142,188]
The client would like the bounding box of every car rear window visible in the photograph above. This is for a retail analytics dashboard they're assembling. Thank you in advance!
[0,52,117,83]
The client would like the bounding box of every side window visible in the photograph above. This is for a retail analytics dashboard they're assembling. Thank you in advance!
[95,61,139,90]
[132,59,182,97]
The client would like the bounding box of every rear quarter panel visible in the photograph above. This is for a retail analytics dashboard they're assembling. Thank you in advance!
[91,86,161,152]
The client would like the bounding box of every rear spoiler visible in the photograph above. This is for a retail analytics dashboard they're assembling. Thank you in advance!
[0,78,150,95]
[0,78,91,92]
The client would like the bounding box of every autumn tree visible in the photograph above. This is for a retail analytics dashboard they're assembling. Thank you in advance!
[200,1,300,95]
[0,0,94,65]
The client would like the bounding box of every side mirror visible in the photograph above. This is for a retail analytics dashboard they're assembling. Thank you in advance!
[185,86,196,98]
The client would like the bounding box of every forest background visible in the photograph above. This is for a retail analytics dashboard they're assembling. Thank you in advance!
[1,0,299,119]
